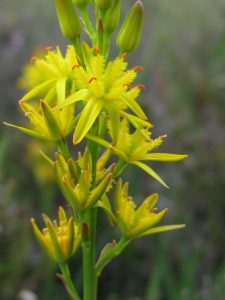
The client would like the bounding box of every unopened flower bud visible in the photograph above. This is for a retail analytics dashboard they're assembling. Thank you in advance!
[54,0,81,41]
[72,0,90,8]
[104,0,121,34]
[116,0,143,53]
[96,0,113,11]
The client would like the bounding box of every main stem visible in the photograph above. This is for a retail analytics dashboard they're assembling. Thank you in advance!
[82,208,97,300]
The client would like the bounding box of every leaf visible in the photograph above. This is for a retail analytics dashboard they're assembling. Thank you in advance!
[132,161,169,188]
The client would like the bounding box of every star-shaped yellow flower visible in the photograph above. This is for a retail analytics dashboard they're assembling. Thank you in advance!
[31,207,80,263]
[87,119,188,187]
[98,179,185,239]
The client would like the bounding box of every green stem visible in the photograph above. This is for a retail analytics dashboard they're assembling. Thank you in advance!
[59,263,81,300]
[95,236,130,277]
[80,7,96,42]
[57,139,70,159]
[81,208,98,300]
[72,37,85,67]
[112,159,128,179]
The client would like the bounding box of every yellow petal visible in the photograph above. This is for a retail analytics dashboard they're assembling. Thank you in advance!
[139,224,186,237]
[56,89,88,108]
[20,79,55,102]
[3,122,46,140]
[143,153,188,162]
[132,161,169,188]
[73,99,103,144]
[56,77,67,105]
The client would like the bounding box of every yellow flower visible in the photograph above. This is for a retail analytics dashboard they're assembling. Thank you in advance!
[55,150,113,211]
[4,100,75,142]
[31,207,80,263]
[18,45,79,105]
[57,43,147,144]
[87,118,188,187]
[99,179,185,239]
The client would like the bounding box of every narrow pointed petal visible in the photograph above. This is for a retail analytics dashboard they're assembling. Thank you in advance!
[73,100,103,144]
[58,206,67,224]
[143,153,188,161]
[136,193,159,216]
[30,218,51,256]
[20,79,55,102]
[132,161,169,188]
[121,111,153,128]
[86,172,112,208]
[3,122,46,140]
[96,196,117,225]
[46,219,64,263]
[122,95,147,120]
[139,224,186,237]
[66,218,75,257]
[107,105,120,143]
[57,89,88,108]
[41,100,61,140]
[56,77,67,105]
[86,133,110,148]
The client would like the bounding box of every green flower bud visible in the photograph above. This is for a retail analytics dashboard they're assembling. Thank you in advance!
[104,0,121,34]
[96,0,113,11]
[116,0,143,53]
[54,0,81,41]
[72,0,90,8]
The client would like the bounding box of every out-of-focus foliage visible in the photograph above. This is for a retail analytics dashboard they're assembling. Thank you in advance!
[0,0,224,299]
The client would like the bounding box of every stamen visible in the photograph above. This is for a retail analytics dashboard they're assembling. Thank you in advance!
[133,65,144,71]
[121,52,127,60]
[136,84,146,90]
[95,46,100,55]
[72,64,80,70]
[112,239,117,246]
[30,56,37,63]
[45,46,53,52]
[89,77,97,83]
[123,83,133,89]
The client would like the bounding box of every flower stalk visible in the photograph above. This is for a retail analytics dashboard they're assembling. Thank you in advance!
[5,0,188,299]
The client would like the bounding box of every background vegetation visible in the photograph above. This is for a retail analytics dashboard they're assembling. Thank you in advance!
[0,0,224,299]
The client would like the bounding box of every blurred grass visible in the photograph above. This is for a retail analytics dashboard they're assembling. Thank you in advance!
[0,0,225,299]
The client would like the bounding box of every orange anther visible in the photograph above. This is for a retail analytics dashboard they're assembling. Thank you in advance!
[133,65,144,71]
[89,77,97,83]
[95,46,100,54]
[121,52,127,60]
[152,208,158,213]
[123,83,133,89]
[112,239,117,246]
[136,84,146,90]
[45,46,53,52]
[72,64,80,70]
[30,56,37,63]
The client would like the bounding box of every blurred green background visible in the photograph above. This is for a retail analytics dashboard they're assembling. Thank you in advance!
[0,0,225,299]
